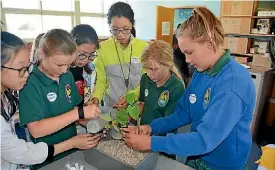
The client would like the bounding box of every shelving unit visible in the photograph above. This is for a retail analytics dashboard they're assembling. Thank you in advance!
[221,1,275,59]
[225,33,275,69]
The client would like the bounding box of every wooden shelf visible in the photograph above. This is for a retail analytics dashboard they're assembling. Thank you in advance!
[231,53,254,57]
[221,15,275,19]
[225,33,275,40]
[252,16,275,19]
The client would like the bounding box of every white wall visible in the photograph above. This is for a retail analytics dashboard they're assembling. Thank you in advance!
[129,0,221,40]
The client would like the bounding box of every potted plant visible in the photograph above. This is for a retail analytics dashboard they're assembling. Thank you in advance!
[101,92,140,139]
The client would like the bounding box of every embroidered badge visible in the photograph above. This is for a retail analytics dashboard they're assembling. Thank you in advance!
[158,90,169,107]
[47,92,57,102]
[65,84,72,102]
[145,89,149,97]
[189,94,196,104]
[203,88,211,109]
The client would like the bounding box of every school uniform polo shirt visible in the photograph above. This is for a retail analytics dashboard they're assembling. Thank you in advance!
[19,65,82,169]
[139,73,185,125]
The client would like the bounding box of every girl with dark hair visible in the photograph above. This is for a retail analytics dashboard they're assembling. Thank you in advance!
[91,2,147,111]
[70,24,99,105]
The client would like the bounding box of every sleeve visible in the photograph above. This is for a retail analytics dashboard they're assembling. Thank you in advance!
[138,74,146,102]
[19,83,44,126]
[68,72,82,106]
[149,86,191,135]
[1,116,48,165]
[150,91,247,156]
[164,84,185,117]
[92,49,107,101]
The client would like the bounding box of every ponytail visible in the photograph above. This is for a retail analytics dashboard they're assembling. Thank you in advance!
[170,65,182,80]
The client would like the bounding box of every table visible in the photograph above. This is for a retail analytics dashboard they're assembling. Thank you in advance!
[40,151,194,170]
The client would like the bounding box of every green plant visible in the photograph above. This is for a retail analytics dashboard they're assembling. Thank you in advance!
[100,92,140,131]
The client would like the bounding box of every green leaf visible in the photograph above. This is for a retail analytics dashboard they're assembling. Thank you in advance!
[104,123,112,129]
[116,109,128,126]
[125,92,136,105]
[99,114,113,122]
[127,104,140,120]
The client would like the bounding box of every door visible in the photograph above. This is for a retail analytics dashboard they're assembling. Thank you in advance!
[156,6,174,44]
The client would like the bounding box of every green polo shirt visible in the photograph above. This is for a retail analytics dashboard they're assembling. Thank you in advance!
[204,49,231,76]
[139,73,185,125]
[19,65,82,169]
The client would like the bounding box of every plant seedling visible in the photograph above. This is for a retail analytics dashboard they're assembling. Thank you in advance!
[100,92,140,137]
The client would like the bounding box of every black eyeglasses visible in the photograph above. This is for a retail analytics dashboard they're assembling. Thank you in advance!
[110,29,132,35]
[78,52,97,61]
[1,63,33,77]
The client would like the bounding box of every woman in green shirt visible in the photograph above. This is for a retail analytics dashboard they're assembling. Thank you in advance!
[19,29,101,169]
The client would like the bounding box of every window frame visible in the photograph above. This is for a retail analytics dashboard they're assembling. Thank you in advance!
[0,0,127,40]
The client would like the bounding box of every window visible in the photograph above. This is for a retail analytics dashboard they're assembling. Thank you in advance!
[80,0,102,13]
[2,0,39,9]
[103,0,127,14]
[41,0,74,11]
[42,15,72,32]
[81,17,110,36]
[1,0,128,38]
[5,14,42,39]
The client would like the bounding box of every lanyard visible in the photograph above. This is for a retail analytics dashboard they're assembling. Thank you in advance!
[113,39,133,91]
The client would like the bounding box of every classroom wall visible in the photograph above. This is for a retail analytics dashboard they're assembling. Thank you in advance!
[128,0,221,41]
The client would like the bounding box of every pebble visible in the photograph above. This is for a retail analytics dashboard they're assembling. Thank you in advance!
[96,140,149,166]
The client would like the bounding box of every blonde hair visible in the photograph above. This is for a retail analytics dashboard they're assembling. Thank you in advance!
[30,33,44,64]
[141,40,182,80]
[40,29,76,58]
[176,7,224,52]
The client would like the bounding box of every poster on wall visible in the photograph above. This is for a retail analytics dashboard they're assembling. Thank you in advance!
[174,8,193,31]
[162,21,170,35]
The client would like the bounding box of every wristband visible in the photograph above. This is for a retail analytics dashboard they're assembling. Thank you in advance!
[78,105,85,119]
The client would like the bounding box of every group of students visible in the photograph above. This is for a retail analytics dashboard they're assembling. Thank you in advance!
[1,2,256,170]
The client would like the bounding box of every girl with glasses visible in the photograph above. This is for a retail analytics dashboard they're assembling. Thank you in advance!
[18,29,101,169]
[0,31,96,170]
[69,24,100,133]
[70,24,98,106]
[90,2,148,110]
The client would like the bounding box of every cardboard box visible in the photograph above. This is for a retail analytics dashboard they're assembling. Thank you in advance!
[258,11,275,16]
[252,54,272,69]
[224,37,248,54]
[234,57,248,64]
[221,18,251,34]
[221,1,253,16]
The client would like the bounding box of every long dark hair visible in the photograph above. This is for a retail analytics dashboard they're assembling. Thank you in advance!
[70,24,99,74]
[1,31,24,122]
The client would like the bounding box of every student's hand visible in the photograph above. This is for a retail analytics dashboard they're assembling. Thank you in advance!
[113,96,128,110]
[90,97,99,106]
[122,133,151,151]
[83,104,100,119]
[70,134,100,150]
[121,125,151,135]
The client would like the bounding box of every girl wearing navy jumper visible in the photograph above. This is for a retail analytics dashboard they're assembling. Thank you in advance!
[122,7,255,170]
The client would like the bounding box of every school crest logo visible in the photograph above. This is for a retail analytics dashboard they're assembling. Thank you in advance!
[203,88,211,109]
[145,89,149,97]
[158,90,169,107]
[65,84,72,102]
